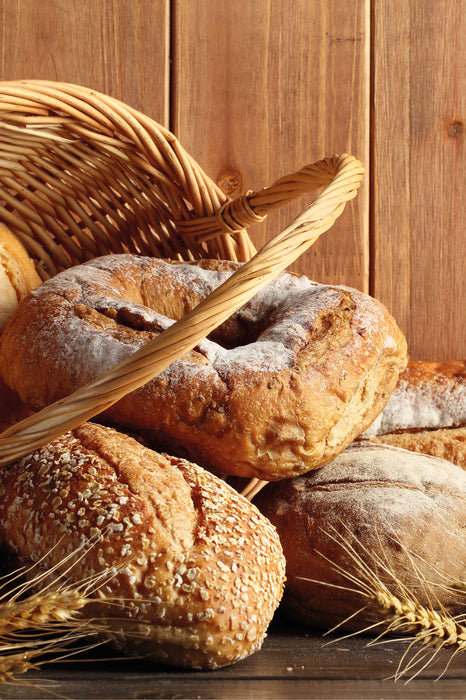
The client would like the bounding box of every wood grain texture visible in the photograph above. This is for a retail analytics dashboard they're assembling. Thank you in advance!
[372,0,466,360]
[171,0,370,291]
[0,0,170,123]
[0,622,466,699]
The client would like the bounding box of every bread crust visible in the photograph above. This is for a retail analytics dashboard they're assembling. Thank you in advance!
[362,360,466,468]
[0,422,285,669]
[363,360,466,436]
[255,441,466,632]
[369,426,466,468]
[0,254,407,480]
[0,223,41,331]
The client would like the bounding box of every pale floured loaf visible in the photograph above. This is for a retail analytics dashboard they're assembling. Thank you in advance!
[255,441,466,632]
[362,361,466,468]
[0,254,407,480]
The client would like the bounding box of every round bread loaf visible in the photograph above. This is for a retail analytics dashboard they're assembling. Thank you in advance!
[255,441,466,632]
[0,223,41,332]
[0,254,407,480]
[0,422,285,669]
[362,361,466,468]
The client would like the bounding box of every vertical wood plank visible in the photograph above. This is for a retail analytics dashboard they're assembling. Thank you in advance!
[0,0,170,124]
[172,0,370,292]
[372,0,466,360]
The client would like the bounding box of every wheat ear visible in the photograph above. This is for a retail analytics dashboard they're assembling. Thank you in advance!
[0,533,136,685]
[299,522,466,681]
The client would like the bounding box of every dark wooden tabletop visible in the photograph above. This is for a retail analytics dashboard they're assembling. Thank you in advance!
[1,618,465,700]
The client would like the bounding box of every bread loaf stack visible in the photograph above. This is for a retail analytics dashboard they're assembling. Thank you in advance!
[0,240,290,668]
[253,362,466,633]
[0,222,461,656]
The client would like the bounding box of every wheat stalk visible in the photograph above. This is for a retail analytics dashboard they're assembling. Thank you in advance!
[0,556,110,685]
[0,533,151,687]
[298,522,466,682]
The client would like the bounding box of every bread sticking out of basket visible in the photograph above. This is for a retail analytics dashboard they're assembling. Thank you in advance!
[0,80,405,503]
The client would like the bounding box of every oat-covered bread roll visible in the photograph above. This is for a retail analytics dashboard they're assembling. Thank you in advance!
[0,223,41,332]
[0,422,285,669]
[362,361,466,468]
[255,441,466,632]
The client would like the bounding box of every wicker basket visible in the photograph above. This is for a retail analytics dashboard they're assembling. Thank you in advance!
[0,80,364,472]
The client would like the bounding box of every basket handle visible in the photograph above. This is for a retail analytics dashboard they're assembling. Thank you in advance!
[176,155,359,247]
[0,154,364,466]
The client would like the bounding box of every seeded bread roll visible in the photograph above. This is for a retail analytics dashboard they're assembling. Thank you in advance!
[362,361,466,468]
[0,422,286,669]
[255,441,466,632]
[0,223,41,332]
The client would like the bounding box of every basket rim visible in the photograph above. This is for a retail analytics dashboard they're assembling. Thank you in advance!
[0,79,261,269]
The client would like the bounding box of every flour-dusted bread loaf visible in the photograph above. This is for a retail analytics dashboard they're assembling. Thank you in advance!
[254,441,466,632]
[0,254,407,480]
[362,361,466,468]
[0,223,41,332]
[0,422,286,669]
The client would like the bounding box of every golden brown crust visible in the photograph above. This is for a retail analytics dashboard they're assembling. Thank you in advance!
[370,426,466,468]
[0,254,407,480]
[255,441,466,632]
[402,359,466,382]
[0,422,285,669]
[0,223,41,332]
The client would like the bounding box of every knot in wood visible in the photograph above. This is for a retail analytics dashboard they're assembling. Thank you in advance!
[447,121,463,138]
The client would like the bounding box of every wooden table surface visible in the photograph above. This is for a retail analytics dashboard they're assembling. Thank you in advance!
[1,619,466,700]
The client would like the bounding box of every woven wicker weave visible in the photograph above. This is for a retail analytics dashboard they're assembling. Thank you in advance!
[0,80,364,470]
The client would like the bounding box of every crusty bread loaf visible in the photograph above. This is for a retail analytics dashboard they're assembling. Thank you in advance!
[0,422,285,669]
[0,223,41,332]
[0,254,407,480]
[255,441,466,632]
[362,360,466,468]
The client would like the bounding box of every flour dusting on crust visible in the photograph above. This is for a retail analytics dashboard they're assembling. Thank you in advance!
[362,361,466,436]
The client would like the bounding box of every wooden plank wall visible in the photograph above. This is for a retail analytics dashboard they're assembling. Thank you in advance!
[372,1,466,360]
[0,0,464,361]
